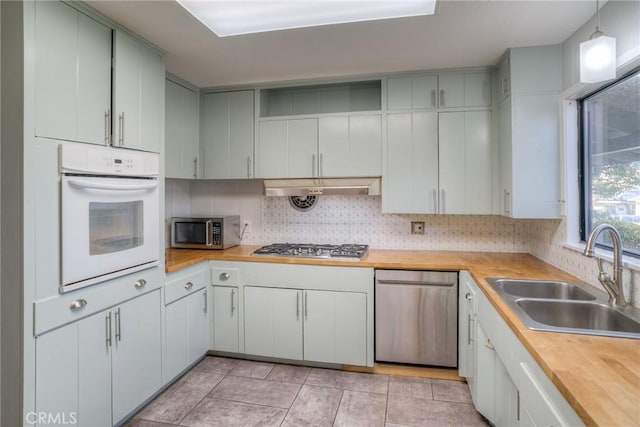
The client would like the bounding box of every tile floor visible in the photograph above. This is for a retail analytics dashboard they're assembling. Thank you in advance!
[126,356,488,427]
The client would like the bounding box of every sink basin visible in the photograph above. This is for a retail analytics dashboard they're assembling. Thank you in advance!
[491,279,596,301]
[517,300,640,337]
[486,277,640,339]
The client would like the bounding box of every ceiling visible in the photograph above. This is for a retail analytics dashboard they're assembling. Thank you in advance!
[86,0,599,89]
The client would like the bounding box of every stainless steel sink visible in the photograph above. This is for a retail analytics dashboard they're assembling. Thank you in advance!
[516,300,640,336]
[486,277,640,339]
[491,279,597,301]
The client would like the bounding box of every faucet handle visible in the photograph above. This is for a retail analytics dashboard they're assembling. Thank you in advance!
[596,257,606,275]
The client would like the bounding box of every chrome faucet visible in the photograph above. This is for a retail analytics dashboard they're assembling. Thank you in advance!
[583,223,627,306]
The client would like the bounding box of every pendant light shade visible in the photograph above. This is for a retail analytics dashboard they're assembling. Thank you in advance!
[579,0,616,83]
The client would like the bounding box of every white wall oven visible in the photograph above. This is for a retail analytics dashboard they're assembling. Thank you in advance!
[59,144,160,292]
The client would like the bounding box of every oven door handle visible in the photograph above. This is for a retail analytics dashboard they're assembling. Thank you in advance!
[66,179,158,192]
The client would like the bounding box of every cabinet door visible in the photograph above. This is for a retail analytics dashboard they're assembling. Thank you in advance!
[349,115,382,176]
[438,112,466,214]
[288,119,319,178]
[114,30,163,153]
[35,1,111,145]
[384,112,438,213]
[458,273,477,379]
[304,290,367,365]
[188,288,209,363]
[464,72,492,107]
[499,98,513,217]
[203,91,255,179]
[257,119,318,178]
[474,324,496,422]
[212,286,239,353]
[165,296,189,381]
[387,75,437,109]
[112,290,162,423]
[165,80,199,179]
[78,310,113,427]
[438,73,464,108]
[244,286,303,360]
[35,323,80,427]
[493,357,519,427]
[319,116,349,177]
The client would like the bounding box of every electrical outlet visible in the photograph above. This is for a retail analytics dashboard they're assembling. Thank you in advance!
[243,220,252,234]
[411,221,425,235]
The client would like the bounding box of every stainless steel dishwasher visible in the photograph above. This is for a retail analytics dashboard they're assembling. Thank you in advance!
[375,270,458,367]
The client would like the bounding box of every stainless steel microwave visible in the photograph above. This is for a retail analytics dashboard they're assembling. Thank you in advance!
[171,216,240,249]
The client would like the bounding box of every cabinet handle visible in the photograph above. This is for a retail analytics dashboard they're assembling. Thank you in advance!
[203,290,207,314]
[503,189,511,216]
[247,156,252,178]
[184,281,194,290]
[231,289,235,314]
[439,89,445,107]
[465,292,472,300]
[319,153,324,177]
[304,292,308,319]
[296,292,300,319]
[484,337,494,350]
[115,308,121,342]
[106,312,112,349]
[432,189,438,214]
[118,112,125,146]
[467,314,473,345]
[104,109,110,146]
[134,278,147,289]
[430,89,436,107]
[70,299,87,311]
[219,272,230,281]
[517,391,520,421]
[441,189,446,214]
[193,157,198,178]
[312,153,317,177]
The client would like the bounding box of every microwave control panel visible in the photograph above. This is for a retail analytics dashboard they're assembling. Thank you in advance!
[211,221,222,246]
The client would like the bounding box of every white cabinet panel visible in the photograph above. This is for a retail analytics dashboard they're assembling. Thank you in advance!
[319,115,381,177]
[188,289,209,364]
[439,112,466,214]
[165,79,199,179]
[202,90,254,179]
[438,73,465,108]
[35,1,111,145]
[165,297,189,381]
[384,112,438,213]
[387,74,438,110]
[114,30,164,153]
[464,72,492,107]
[78,311,112,427]
[303,290,368,365]
[257,119,318,178]
[212,286,239,353]
[458,272,477,379]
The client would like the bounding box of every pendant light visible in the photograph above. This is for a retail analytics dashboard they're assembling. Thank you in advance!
[580,0,616,83]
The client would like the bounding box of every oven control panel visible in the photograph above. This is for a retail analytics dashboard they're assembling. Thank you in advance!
[59,144,159,177]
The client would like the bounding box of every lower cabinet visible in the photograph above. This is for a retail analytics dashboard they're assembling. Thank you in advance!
[244,286,367,366]
[164,263,209,382]
[35,289,162,426]
[459,271,584,427]
[212,285,240,353]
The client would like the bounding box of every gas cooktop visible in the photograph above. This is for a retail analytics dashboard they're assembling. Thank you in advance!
[253,243,369,260]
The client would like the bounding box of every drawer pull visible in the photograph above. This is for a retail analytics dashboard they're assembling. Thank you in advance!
[134,279,147,289]
[184,281,194,290]
[219,272,230,281]
[70,299,87,311]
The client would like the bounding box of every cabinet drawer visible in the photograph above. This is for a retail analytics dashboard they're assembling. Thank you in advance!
[212,267,239,286]
[165,266,208,305]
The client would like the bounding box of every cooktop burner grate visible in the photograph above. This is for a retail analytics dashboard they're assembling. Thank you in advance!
[253,243,369,259]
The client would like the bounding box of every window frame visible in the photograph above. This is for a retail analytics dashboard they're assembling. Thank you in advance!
[578,67,640,259]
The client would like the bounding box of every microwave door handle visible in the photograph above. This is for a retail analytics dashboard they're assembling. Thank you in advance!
[66,179,158,191]
[206,220,213,246]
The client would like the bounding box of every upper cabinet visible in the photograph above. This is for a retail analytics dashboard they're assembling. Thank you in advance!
[498,46,562,219]
[165,79,199,179]
[113,30,164,153]
[255,81,382,179]
[201,90,255,179]
[33,1,165,153]
[35,1,111,146]
[387,71,491,110]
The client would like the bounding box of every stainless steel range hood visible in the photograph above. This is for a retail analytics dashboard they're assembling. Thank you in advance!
[263,177,381,196]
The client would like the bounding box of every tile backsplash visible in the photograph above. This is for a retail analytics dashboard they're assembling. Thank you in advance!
[166,179,639,306]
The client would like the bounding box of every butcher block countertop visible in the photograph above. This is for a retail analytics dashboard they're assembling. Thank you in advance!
[166,247,640,426]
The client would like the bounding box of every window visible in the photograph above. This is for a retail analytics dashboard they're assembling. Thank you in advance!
[580,68,640,257]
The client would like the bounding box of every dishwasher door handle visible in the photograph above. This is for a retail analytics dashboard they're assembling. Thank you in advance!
[376,280,456,287]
